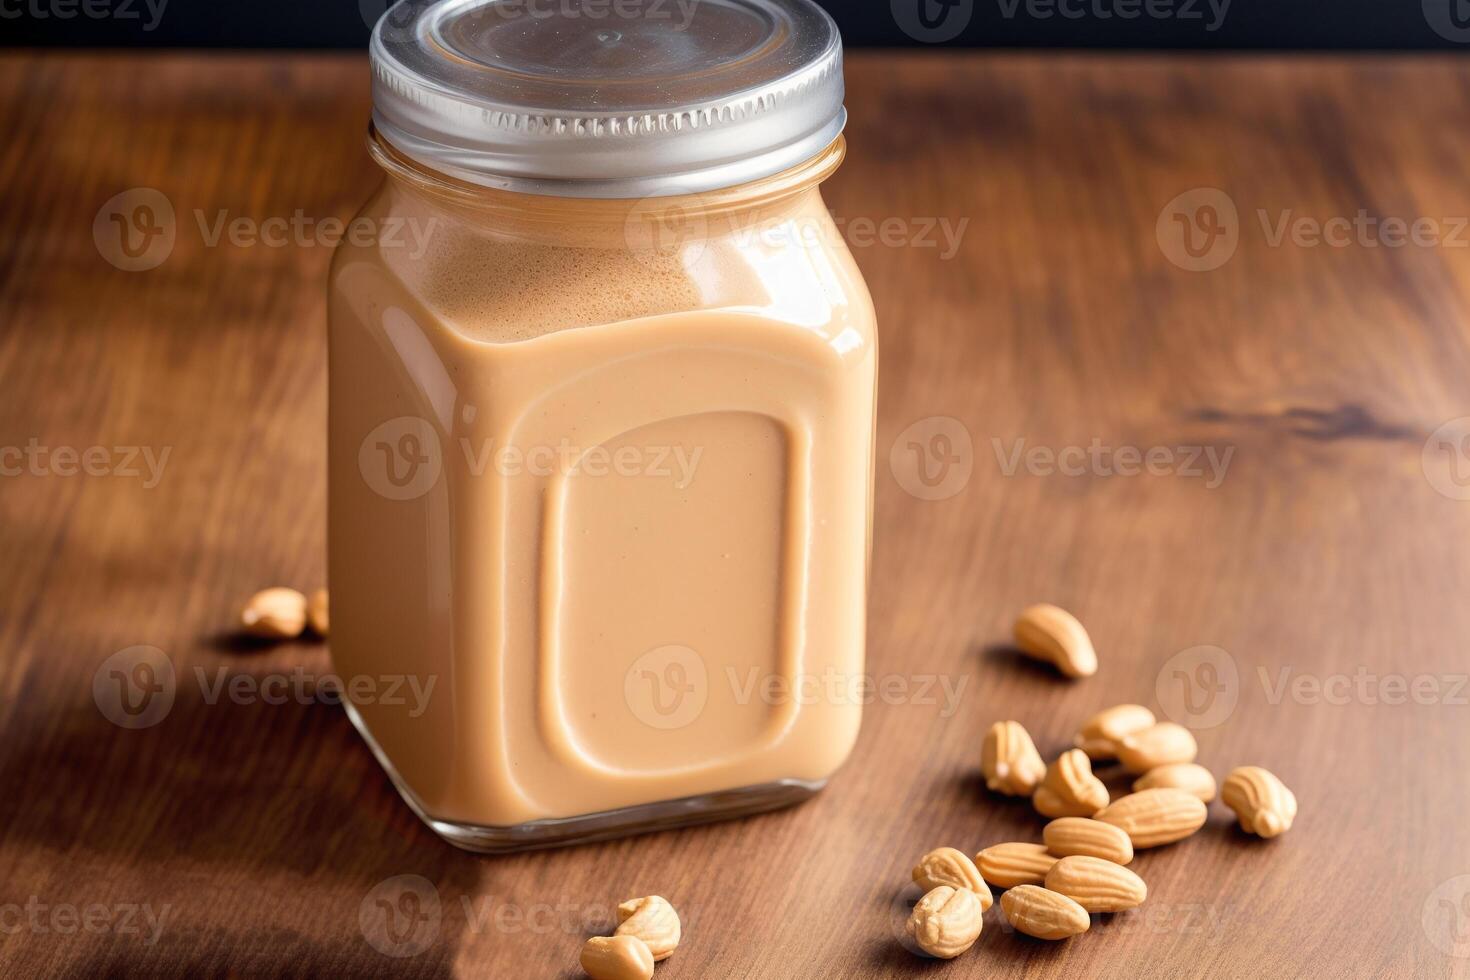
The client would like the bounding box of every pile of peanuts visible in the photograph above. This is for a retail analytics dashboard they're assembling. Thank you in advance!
[901,604,1297,959]
[579,896,681,980]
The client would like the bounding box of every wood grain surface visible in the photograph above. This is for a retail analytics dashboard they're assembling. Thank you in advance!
[3,51,1470,978]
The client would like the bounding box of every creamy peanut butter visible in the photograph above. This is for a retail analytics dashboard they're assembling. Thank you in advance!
[330,0,876,849]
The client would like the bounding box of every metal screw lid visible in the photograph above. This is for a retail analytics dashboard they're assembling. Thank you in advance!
[370,0,846,198]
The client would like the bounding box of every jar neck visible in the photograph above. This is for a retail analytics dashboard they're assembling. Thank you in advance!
[368,127,845,244]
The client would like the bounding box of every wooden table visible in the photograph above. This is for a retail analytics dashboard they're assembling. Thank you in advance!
[3,50,1470,978]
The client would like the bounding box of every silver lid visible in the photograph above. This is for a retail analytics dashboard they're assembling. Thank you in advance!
[369,0,846,198]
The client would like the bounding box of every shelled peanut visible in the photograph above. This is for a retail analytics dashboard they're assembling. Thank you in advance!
[1114,722,1199,774]
[981,721,1047,796]
[906,885,984,958]
[1044,856,1147,913]
[238,586,329,640]
[1222,766,1297,838]
[1095,788,1208,848]
[1134,762,1217,802]
[1032,749,1109,818]
[976,842,1058,889]
[1000,885,1091,939]
[1014,604,1098,678]
[913,847,993,909]
[1043,817,1134,865]
[1074,704,1154,759]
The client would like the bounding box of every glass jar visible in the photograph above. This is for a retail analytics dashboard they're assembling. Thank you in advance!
[329,0,877,852]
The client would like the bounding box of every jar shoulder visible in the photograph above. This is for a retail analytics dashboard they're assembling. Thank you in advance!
[329,185,875,349]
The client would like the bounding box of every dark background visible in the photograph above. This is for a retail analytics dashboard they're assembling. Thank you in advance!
[5,0,1470,49]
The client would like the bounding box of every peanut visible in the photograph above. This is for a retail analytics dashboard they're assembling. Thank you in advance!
[1033,749,1109,818]
[306,588,329,636]
[1133,762,1216,803]
[1014,603,1098,678]
[1096,788,1208,848]
[1221,766,1297,838]
[1044,855,1147,913]
[1074,704,1155,759]
[1115,722,1198,774]
[906,885,983,959]
[615,896,680,961]
[976,842,1058,889]
[240,587,307,640]
[912,848,993,910]
[981,720,1047,797]
[1042,817,1133,865]
[999,884,1091,940]
[580,935,654,980]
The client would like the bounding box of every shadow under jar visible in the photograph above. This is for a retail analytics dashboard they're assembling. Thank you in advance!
[328,0,877,852]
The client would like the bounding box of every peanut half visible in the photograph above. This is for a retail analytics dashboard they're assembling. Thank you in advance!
[912,848,993,910]
[999,885,1091,940]
[906,885,983,959]
[240,587,308,640]
[1133,762,1216,803]
[1042,817,1134,865]
[981,720,1047,797]
[1115,722,1198,774]
[1033,749,1110,818]
[1074,704,1155,760]
[1221,766,1297,838]
[580,935,654,980]
[976,842,1058,889]
[1044,855,1147,913]
[1096,788,1208,848]
[1014,603,1098,678]
[615,896,680,961]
